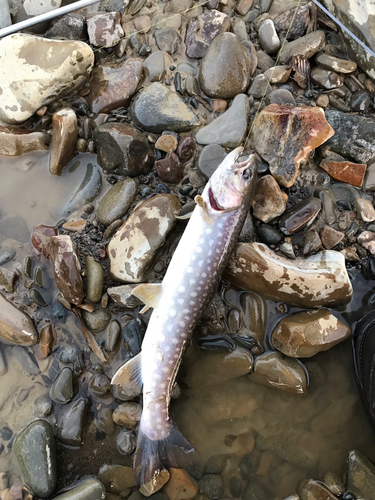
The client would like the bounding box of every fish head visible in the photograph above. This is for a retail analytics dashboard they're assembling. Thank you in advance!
[204,147,258,214]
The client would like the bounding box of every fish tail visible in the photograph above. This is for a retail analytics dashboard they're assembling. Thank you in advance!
[134,416,200,490]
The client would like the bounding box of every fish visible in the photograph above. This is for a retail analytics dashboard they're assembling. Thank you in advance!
[111,146,257,490]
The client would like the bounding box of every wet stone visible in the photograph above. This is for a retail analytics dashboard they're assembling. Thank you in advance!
[278,31,326,65]
[50,367,73,404]
[98,407,115,436]
[300,479,337,500]
[0,267,17,293]
[265,89,296,106]
[164,468,198,500]
[13,420,57,499]
[355,198,375,222]
[49,108,78,176]
[29,288,48,307]
[40,324,54,357]
[252,175,287,223]
[320,160,366,188]
[320,226,344,249]
[87,11,123,47]
[112,401,142,428]
[56,398,86,447]
[155,152,183,184]
[347,450,375,499]
[122,319,145,356]
[195,94,249,148]
[34,395,53,417]
[97,178,137,226]
[155,27,181,54]
[258,19,280,54]
[279,198,321,235]
[144,50,165,82]
[89,373,110,398]
[0,215,29,243]
[107,284,143,308]
[52,479,105,500]
[256,224,282,244]
[82,308,111,333]
[185,9,230,59]
[350,90,371,112]
[177,137,195,162]
[310,68,344,90]
[0,293,38,346]
[98,465,136,493]
[331,183,360,204]
[63,160,102,215]
[199,474,223,500]
[116,429,136,455]
[0,126,50,157]
[13,346,39,375]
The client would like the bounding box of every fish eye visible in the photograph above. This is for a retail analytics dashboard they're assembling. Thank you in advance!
[242,168,253,181]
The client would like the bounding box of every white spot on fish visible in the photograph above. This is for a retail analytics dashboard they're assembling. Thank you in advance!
[178,298,184,305]
[170,309,177,316]
[196,247,202,253]
[206,228,213,234]
[167,324,173,332]
[178,285,185,292]
[162,367,169,373]
[179,321,186,327]
[202,272,207,278]
[198,259,204,266]
[191,292,197,297]
[190,300,195,305]
[187,266,194,273]
[158,334,165,341]
[172,338,178,344]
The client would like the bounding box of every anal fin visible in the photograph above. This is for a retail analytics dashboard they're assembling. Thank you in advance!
[111,352,143,396]
[132,283,163,314]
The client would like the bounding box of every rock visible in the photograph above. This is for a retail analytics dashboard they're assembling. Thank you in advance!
[235,0,253,15]
[0,215,29,242]
[356,198,375,222]
[273,5,310,40]
[198,144,226,179]
[320,226,344,250]
[256,50,275,71]
[0,248,15,265]
[13,420,57,499]
[155,27,181,54]
[177,137,195,162]
[271,309,351,358]
[358,231,375,255]
[155,135,178,153]
[0,34,94,125]
[94,123,154,176]
[140,469,170,496]
[316,94,329,107]
[0,126,50,156]
[350,89,371,112]
[252,175,287,223]
[88,58,143,114]
[155,152,183,184]
[107,284,143,308]
[331,183,360,204]
[250,351,307,394]
[31,225,57,258]
[112,401,142,428]
[89,373,110,398]
[108,194,181,282]
[45,13,86,40]
[256,224,282,244]
[50,367,73,404]
[258,19,280,54]
[279,198,321,235]
[51,479,105,500]
[319,160,366,188]
[195,94,249,148]
[87,12,123,47]
[248,75,271,99]
[325,111,375,164]
[40,324,54,357]
[240,291,267,347]
[299,479,337,500]
[185,9,230,59]
[310,67,344,90]
[56,398,86,446]
[364,161,375,192]
[13,345,39,374]
[144,51,165,82]
[82,308,111,333]
[164,468,198,500]
[116,429,136,455]
[48,235,84,305]
[198,33,251,99]
[0,293,38,346]
[134,15,151,32]
[0,267,17,293]
[278,31,325,65]
[280,241,295,259]
[347,450,375,499]
[263,65,291,84]
[225,242,353,308]
[315,52,357,73]
[97,178,137,226]
[49,108,78,176]
[198,475,223,500]
[98,465,136,493]
[265,89,295,107]
[85,256,104,303]
[323,473,345,496]
[130,83,200,133]
[98,407,115,436]
[250,104,334,187]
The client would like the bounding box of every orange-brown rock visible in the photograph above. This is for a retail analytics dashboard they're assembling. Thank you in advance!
[250,104,335,187]
[62,220,88,232]
[319,159,366,187]
[0,126,50,157]
[163,468,198,500]
[40,324,54,357]
[49,108,78,176]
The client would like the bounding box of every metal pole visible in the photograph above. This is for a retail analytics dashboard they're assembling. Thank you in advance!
[0,0,100,38]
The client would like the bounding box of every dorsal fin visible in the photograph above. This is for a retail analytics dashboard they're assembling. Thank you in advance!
[132,283,163,314]
[194,195,214,224]
[111,352,143,395]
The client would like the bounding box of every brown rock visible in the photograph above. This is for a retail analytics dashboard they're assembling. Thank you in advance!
[303,229,322,255]
[49,108,78,176]
[62,220,88,232]
[48,235,84,305]
[140,469,170,497]
[252,175,287,223]
[185,9,231,59]
[300,479,337,500]
[0,293,38,346]
[112,402,142,428]
[235,0,253,16]
[271,309,351,358]
[163,469,198,500]
[0,267,17,293]
[31,224,58,258]
[320,226,344,249]
[98,465,136,494]
[176,136,196,162]
[278,31,326,65]
[355,198,375,222]
[134,15,151,33]
[341,246,359,261]
[155,152,183,184]
[211,99,227,112]
[279,198,321,235]
[40,324,54,357]
[358,230,375,254]
[155,134,178,152]
[319,159,366,187]
[250,104,335,187]
[87,12,124,48]
[88,58,143,114]
[316,94,329,107]
[0,126,50,157]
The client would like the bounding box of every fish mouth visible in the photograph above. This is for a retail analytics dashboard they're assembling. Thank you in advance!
[208,187,225,211]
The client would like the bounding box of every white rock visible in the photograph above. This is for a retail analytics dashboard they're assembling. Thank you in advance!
[23,0,61,16]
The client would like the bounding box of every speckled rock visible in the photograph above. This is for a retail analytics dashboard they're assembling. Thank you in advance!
[195,94,249,148]
[129,83,200,133]
[350,89,371,112]
[88,58,143,114]
[87,12,123,48]
[112,402,142,428]
[108,194,181,282]
[278,30,325,65]
[97,178,137,225]
[273,5,310,40]
[0,293,38,346]
[94,123,154,176]
[0,126,50,156]
[185,9,231,59]
[252,175,287,223]
[315,52,357,73]
[49,108,78,176]
[0,34,94,125]
[310,67,344,90]
[272,309,351,358]
[225,242,353,308]
[250,104,334,187]
[13,420,57,499]
[155,27,181,54]
[51,479,105,500]
[0,267,17,292]
[198,33,251,99]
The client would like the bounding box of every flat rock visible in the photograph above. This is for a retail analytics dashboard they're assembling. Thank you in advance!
[87,11,123,48]
[129,82,200,133]
[0,293,38,346]
[0,266,17,292]
[185,9,230,59]
[279,197,321,235]
[13,420,57,499]
[195,94,249,148]
[319,159,366,187]
[225,242,353,308]
[82,308,111,333]
[310,67,344,90]
[0,126,50,156]
[107,284,143,307]
[97,178,137,225]
[198,33,251,99]
[320,226,344,249]
[88,58,143,114]
[98,465,136,493]
[86,256,104,303]
[56,398,86,446]
[258,19,280,54]
[355,197,375,222]
[144,50,165,82]
[347,450,375,499]
[250,104,334,187]
[50,367,73,404]
[198,144,227,179]
[0,34,94,125]
[273,5,310,40]
[315,52,357,73]
[51,479,105,500]
[252,174,287,223]
[108,194,181,282]
[94,123,154,176]
[49,108,78,176]
[164,468,198,500]
[155,27,181,54]
[278,30,325,65]
[63,160,102,215]
[271,309,351,358]
[155,152,183,184]
[364,160,375,191]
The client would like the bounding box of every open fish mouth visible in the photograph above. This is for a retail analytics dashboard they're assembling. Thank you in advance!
[208,187,225,211]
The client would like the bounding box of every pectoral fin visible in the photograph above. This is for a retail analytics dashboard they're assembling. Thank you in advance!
[111,352,143,396]
[132,283,163,313]
[195,195,214,224]
[176,212,193,220]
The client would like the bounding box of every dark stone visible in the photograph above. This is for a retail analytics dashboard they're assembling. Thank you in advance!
[185,9,230,59]
[50,367,73,404]
[56,398,87,447]
[63,160,102,215]
[265,89,296,106]
[350,90,371,112]
[155,152,183,184]
[97,178,137,225]
[273,5,310,40]
[0,427,12,440]
[82,308,111,333]
[122,319,145,356]
[255,224,282,244]
[45,13,87,40]
[197,334,236,352]
[176,136,196,162]
[51,479,105,500]
[116,429,136,455]
[199,474,224,500]
[279,198,322,235]
[198,144,227,180]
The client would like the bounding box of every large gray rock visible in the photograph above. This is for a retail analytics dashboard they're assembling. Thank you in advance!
[0,34,94,124]
[195,94,249,148]
[129,83,200,133]
[51,479,105,500]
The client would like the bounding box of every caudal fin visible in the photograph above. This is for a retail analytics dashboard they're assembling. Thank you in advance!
[134,418,200,488]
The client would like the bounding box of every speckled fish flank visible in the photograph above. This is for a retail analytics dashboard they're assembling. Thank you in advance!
[111,147,257,489]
